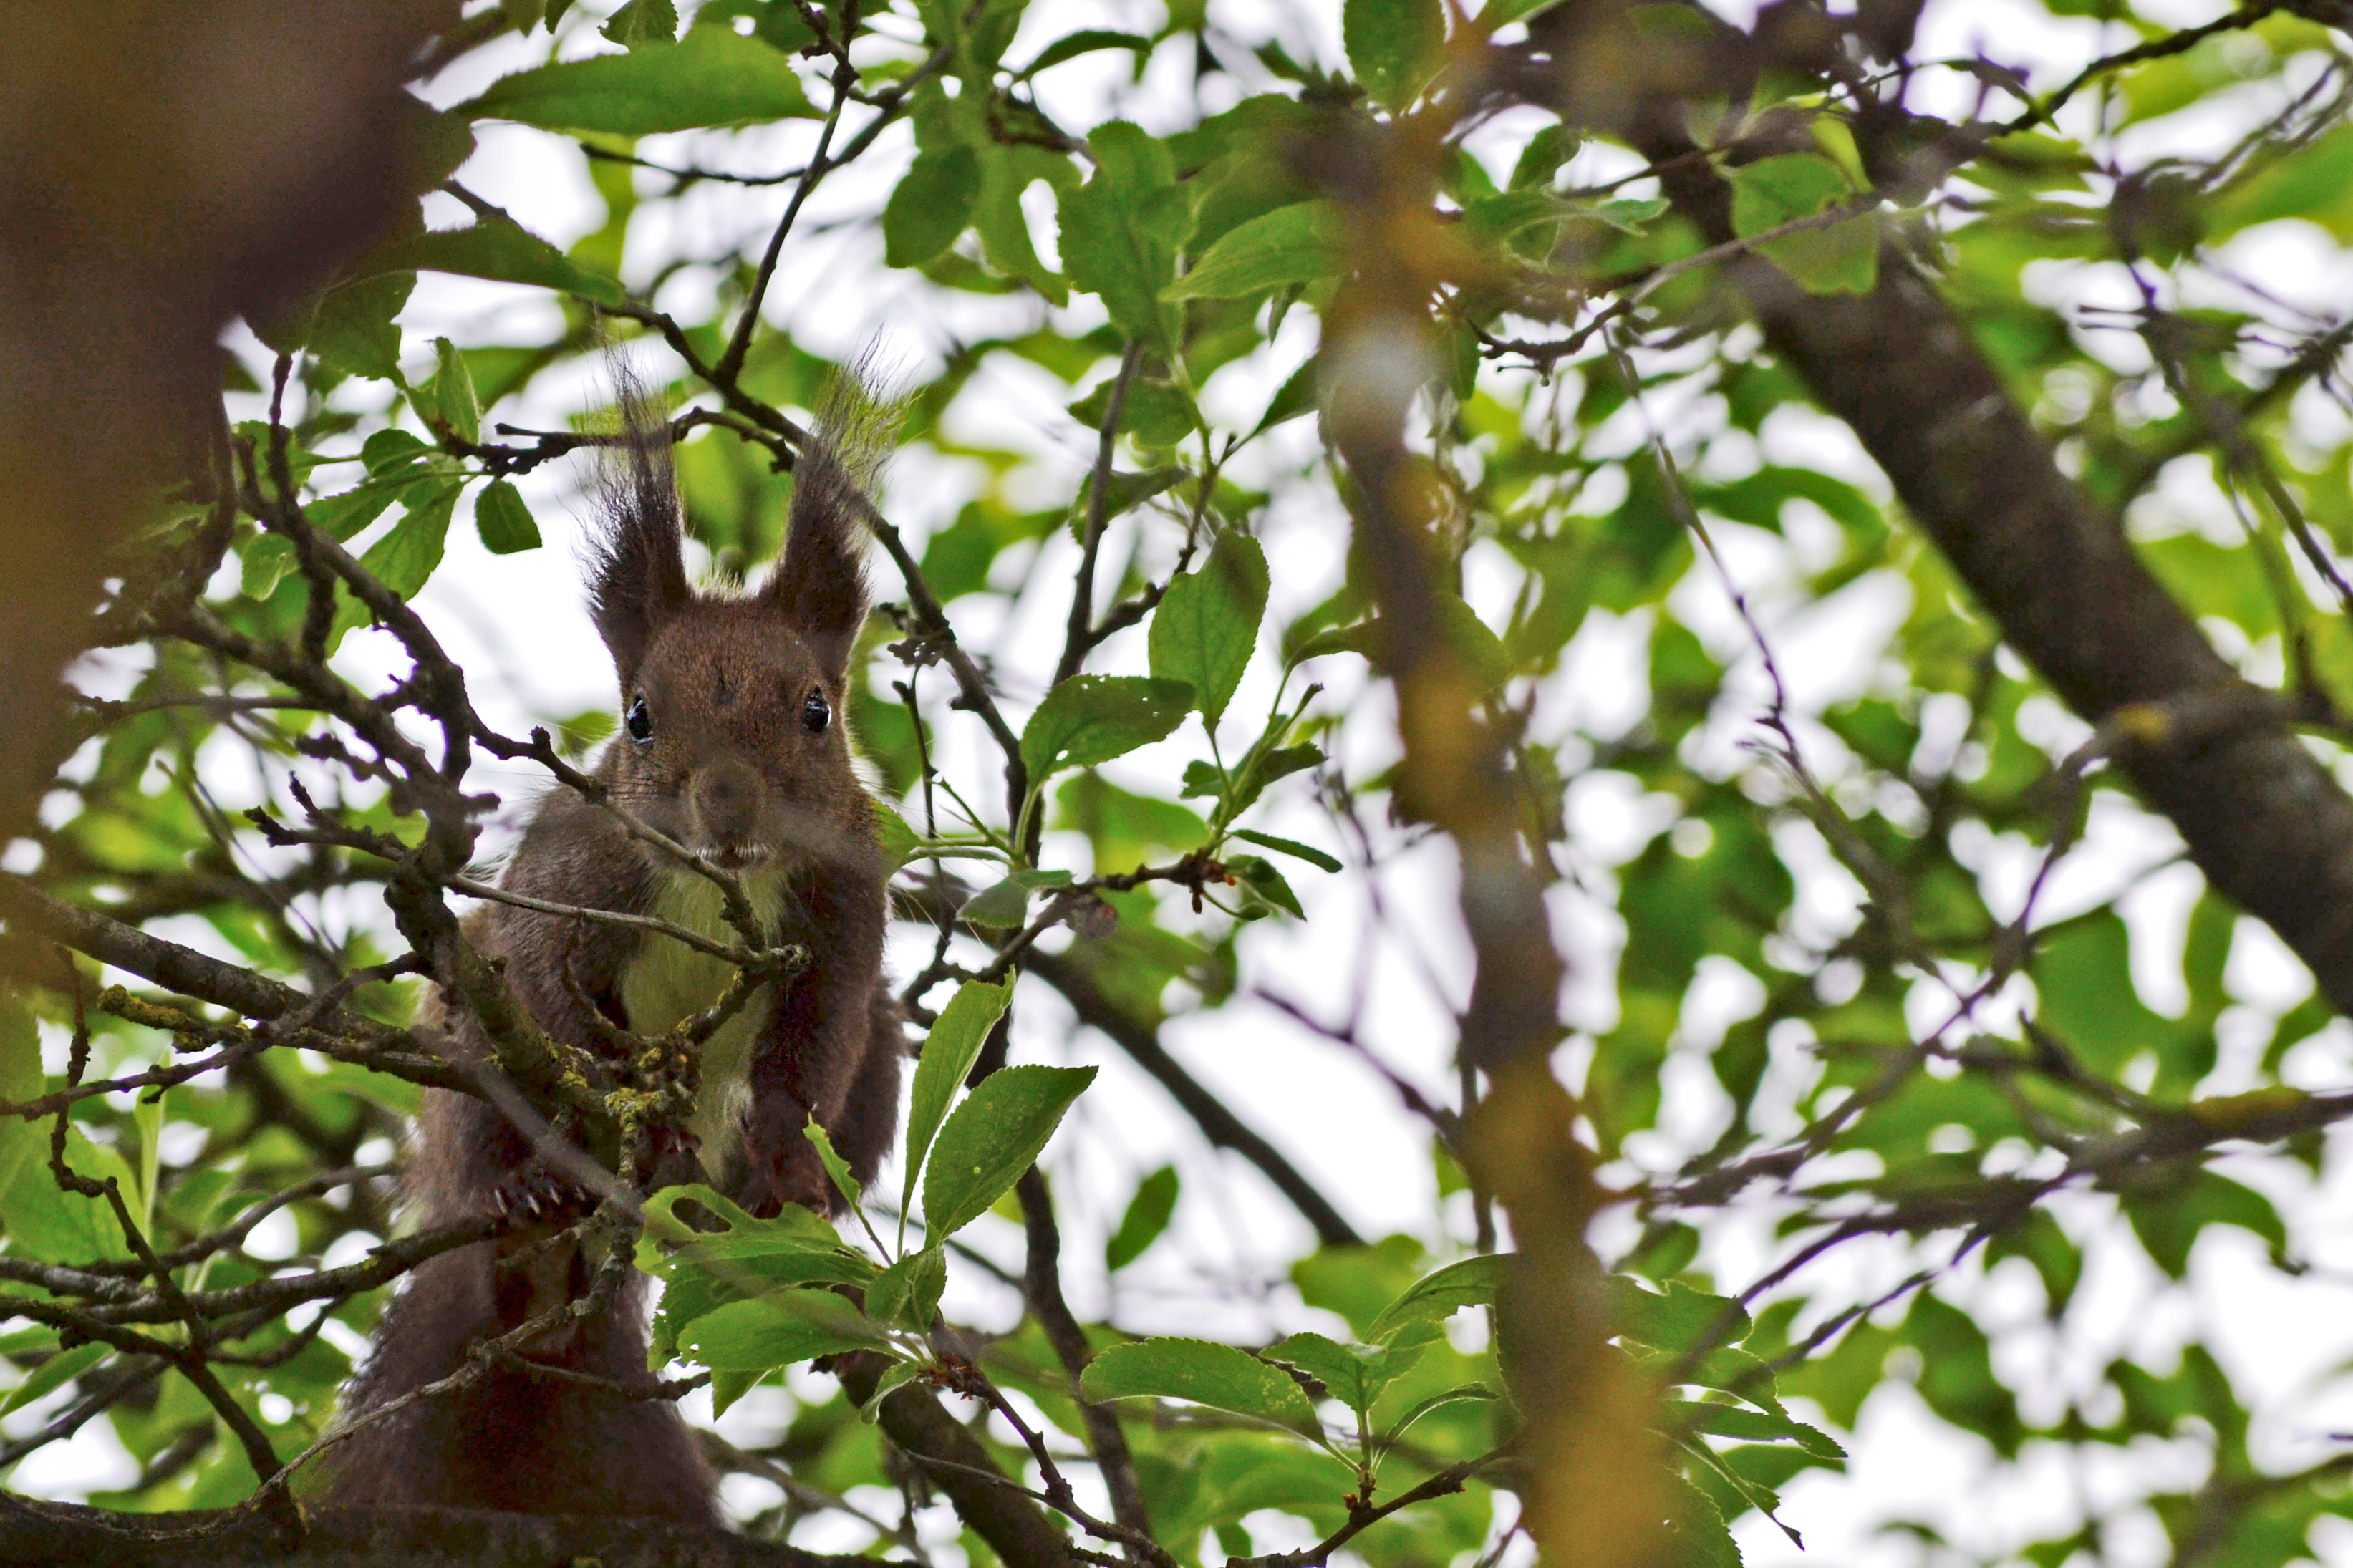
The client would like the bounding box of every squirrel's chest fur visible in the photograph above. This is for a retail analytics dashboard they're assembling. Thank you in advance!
[614,866,790,1179]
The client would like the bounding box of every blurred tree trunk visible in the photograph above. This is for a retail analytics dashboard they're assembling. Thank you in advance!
[0,1,459,843]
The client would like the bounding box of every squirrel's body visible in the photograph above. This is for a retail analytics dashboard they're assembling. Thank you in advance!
[322,371,900,1524]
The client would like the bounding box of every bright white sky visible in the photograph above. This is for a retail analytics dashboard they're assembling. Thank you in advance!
[21,2,2353,1564]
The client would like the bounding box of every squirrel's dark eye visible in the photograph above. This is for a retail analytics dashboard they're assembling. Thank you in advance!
[625,695,654,744]
[801,687,831,734]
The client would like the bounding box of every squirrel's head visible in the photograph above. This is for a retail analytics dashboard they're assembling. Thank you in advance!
[584,367,889,873]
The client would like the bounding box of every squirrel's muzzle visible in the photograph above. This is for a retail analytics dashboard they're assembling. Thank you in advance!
[688,753,765,852]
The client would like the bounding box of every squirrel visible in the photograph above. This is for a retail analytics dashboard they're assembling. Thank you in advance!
[319,367,904,1524]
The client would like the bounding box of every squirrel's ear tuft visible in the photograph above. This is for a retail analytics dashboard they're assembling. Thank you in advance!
[762,354,902,678]
[586,358,692,684]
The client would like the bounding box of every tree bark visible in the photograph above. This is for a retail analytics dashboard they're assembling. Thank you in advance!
[0,1495,854,1568]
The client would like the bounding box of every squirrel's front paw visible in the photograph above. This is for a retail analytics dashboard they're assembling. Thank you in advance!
[488,1167,591,1229]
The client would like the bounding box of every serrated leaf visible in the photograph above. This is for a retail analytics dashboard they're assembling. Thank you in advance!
[1224,742,1320,817]
[1228,829,1340,872]
[1727,153,1877,296]
[1106,1164,1179,1272]
[1071,465,1188,532]
[356,483,460,601]
[1,989,49,1205]
[921,1064,1096,1240]
[1149,532,1267,728]
[901,978,1014,1220]
[1265,1331,1425,1416]
[958,876,1031,929]
[1366,1254,1509,1345]
[1020,675,1192,782]
[885,146,982,269]
[1608,1276,1752,1359]
[1376,1383,1498,1455]
[474,479,542,554]
[310,272,415,381]
[1667,1399,1845,1460]
[1253,357,1319,435]
[4,1128,137,1264]
[1166,200,1345,301]
[241,534,299,600]
[1059,121,1189,352]
[367,218,629,306]
[464,25,815,133]
[602,0,678,48]
[866,1246,947,1332]
[675,1289,893,1370]
[803,1116,864,1215]
[1020,29,1152,76]
[1081,1337,1319,1430]
[858,1356,929,1421]
[429,337,480,445]
[1,1342,107,1417]
[1510,122,1581,190]
[1227,855,1303,917]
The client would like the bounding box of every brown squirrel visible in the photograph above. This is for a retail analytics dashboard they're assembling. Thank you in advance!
[320,370,903,1523]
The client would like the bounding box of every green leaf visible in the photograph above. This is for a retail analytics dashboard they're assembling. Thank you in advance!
[1608,1276,1752,1359]
[1252,357,1319,435]
[1264,1331,1425,1417]
[1366,1254,1509,1346]
[1020,675,1193,782]
[1343,0,1445,110]
[885,147,983,269]
[463,26,815,134]
[367,218,629,306]
[241,534,299,601]
[307,468,428,543]
[1071,464,1188,530]
[974,143,1072,304]
[1149,531,1267,729]
[4,1128,137,1264]
[857,1356,929,1421]
[803,1117,864,1215]
[1228,829,1341,873]
[1106,1164,1179,1271]
[310,272,414,381]
[1166,201,1345,301]
[1377,1383,1499,1453]
[357,483,461,601]
[474,479,543,554]
[958,875,1032,929]
[1509,122,1581,190]
[921,1064,1097,1239]
[1053,773,1207,870]
[1287,597,1510,689]
[2124,1168,2286,1277]
[1081,1337,1320,1431]
[901,978,1014,1220]
[429,338,480,445]
[1668,1399,1845,1461]
[872,802,921,870]
[1020,29,1152,76]
[1227,855,1303,918]
[1726,153,1877,296]
[1059,122,1191,353]
[0,994,44,1208]
[602,0,679,48]
[1222,742,1320,817]
[675,1289,893,1370]
[866,1246,947,1332]
[2,1342,107,1418]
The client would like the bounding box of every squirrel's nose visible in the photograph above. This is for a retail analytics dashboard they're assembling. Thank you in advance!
[690,755,763,844]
